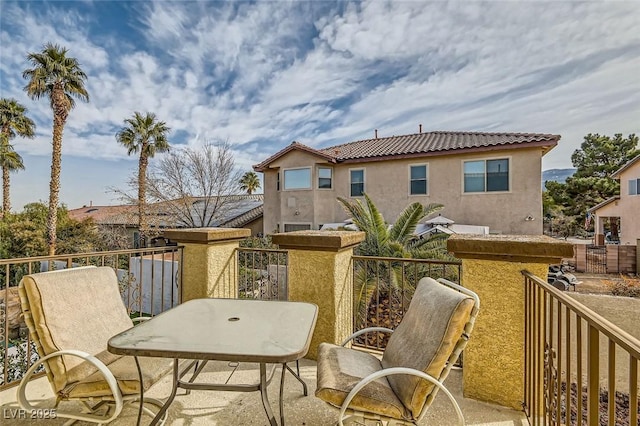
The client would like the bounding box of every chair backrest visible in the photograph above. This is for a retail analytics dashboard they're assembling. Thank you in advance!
[381,277,479,420]
[18,266,134,393]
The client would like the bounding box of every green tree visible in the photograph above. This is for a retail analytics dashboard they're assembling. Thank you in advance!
[545,133,639,229]
[23,43,89,255]
[337,193,449,259]
[0,202,103,259]
[0,98,35,216]
[239,171,261,195]
[116,112,170,245]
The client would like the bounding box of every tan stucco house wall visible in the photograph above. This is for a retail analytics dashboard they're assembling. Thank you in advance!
[255,132,559,235]
[592,155,640,245]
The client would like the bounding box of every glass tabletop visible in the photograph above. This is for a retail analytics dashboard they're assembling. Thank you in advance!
[108,298,318,363]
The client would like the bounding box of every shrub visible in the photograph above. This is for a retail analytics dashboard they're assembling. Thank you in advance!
[602,275,640,298]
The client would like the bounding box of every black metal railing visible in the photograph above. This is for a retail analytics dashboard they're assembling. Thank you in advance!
[237,247,288,301]
[0,246,183,390]
[351,255,462,350]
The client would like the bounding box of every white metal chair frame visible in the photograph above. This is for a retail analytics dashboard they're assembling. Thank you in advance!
[17,316,168,425]
[335,278,480,426]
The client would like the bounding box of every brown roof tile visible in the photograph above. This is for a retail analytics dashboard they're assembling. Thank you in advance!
[320,131,560,162]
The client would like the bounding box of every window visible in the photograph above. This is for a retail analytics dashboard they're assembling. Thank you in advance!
[318,167,333,189]
[350,169,365,197]
[410,165,428,195]
[630,178,640,195]
[464,159,509,192]
[284,223,312,232]
[283,168,311,190]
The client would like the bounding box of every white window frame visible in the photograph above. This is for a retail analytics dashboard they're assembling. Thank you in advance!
[283,167,312,191]
[317,166,333,190]
[462,156,512,194]
[408,163,429,196]
[629,178,639,196]
[283,223,313,232]
[349,168,366,197]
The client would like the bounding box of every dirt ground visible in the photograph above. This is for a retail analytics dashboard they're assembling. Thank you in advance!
[571,272,617,294]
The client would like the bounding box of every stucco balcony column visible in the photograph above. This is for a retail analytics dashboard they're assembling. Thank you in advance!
[271,230,365,360]
[163,228,251,301]
[447,234,573,410]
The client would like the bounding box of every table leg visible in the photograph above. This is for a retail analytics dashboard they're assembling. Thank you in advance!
[285,361,308,396]
[259,363,278,426]
[134,356,144,426]
[280,363,287,426]
[149,359,180,426]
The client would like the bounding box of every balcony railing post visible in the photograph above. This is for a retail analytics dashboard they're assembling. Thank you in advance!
[447,234,573,410]
[163,228,250,301]
[271,230,365,360]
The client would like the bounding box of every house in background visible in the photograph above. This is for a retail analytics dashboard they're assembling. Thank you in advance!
[254,130,561,235]
[68,195,264,247]
[589,154,640,245]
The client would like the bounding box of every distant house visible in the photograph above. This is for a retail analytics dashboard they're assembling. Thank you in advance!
[253,131,560,235]
[68,195,264,247]
[588,154,640,245]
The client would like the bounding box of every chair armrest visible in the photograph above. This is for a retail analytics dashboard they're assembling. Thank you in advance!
[132,316,151,324]
[338,367,464,426]
[340,327,394,347]
[17,349,124,423]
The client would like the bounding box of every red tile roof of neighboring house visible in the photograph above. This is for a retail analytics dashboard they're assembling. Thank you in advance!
[253,131,560,170]
[68,205,138,226]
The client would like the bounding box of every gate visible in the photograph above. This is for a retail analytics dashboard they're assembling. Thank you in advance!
[585,245,606,274]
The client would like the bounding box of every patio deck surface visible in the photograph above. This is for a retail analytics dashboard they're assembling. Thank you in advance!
[1,359,526,425]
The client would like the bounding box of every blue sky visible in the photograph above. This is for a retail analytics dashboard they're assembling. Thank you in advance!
[1,0,639,211]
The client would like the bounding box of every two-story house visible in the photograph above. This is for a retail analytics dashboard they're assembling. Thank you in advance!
[253,131,561,235]
[589,154,640,245]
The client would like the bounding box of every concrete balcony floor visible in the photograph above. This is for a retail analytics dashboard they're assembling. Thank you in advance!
[1,359,526,425]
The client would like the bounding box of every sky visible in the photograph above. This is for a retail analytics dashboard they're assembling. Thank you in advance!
[1,0,639,211]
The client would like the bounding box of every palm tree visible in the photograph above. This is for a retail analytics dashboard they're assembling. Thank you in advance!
[116,112,170,245]
[337,193,448,259]
[0,98,35,216]
[239,171,260,194]
[23,43,89,255]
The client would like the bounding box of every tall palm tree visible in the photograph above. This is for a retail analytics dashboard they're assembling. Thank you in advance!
[23,43,89,255]
[0,98,35,216]
[116,112,170,245]
[239,171,260,195]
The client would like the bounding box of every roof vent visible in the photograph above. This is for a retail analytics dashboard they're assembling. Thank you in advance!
[419,124,422,134]
[374,129,378,139]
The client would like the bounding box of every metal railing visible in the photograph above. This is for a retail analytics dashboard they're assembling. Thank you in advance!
[352,255,462,350]
[0,246,183,390]
[237,247,288,301]
[523,270,639,426]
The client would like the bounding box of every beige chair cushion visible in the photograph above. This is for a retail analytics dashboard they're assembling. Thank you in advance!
[63,353,173,399]
[381,277,474,419]
[315,342,409,420]
[19,267,136,393]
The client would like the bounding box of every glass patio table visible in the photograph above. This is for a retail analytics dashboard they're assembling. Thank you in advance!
[108,298,318,426]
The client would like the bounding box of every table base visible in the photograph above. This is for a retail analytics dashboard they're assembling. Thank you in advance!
[142,358,307,426]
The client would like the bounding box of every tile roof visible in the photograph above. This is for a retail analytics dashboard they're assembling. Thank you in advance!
[254,131,560,170]
[68,205,137,226]
[320,131,560,162]
[253,142,336,171]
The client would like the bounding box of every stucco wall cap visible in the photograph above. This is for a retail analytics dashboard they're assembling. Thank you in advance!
[447,234,574,263]
[163,227,251,243]
[271,230,365,251]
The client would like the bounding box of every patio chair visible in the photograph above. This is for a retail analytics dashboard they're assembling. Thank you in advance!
[316,277,480,426]
[16,266,172,424]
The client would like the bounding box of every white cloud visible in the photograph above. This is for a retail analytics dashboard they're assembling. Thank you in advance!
[1,0,639,208]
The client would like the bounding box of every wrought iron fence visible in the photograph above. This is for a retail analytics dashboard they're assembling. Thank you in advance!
[0,246,183,390]
[237,247,288,301]
[523,270,639,426]
[351,255,462,351]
